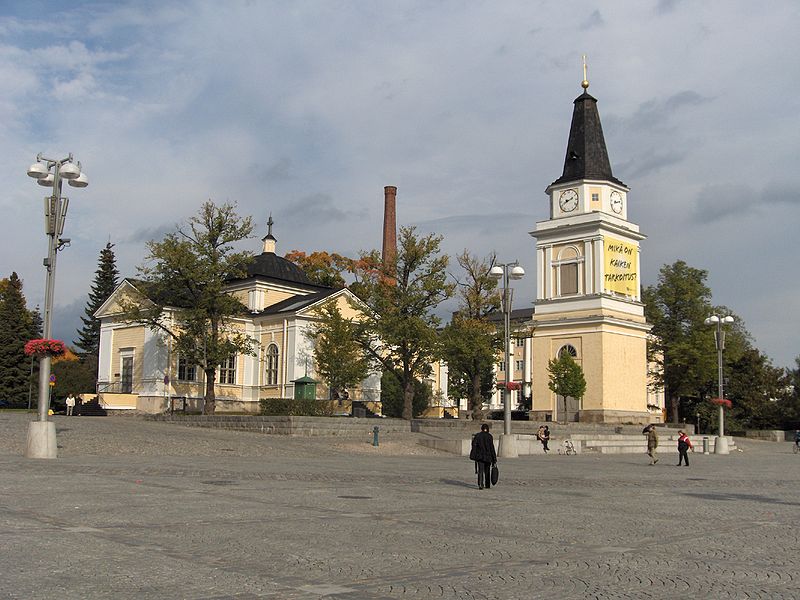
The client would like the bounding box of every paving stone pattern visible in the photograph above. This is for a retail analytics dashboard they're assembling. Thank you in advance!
[1,413,798,599]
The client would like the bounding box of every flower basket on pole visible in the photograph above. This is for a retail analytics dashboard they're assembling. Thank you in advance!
[710,397,732,409]
[24,339,67,359]
[497,381,521,391]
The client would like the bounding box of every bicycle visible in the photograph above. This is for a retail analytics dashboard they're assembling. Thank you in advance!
[558,439,576,455]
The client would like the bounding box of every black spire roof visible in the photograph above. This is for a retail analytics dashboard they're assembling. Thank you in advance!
[551,91,625,187]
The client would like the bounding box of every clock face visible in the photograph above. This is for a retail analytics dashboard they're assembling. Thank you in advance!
[559,189,579,212]
[610,191,623,214]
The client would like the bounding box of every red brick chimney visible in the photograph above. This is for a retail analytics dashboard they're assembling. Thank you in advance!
[382,185,397,268]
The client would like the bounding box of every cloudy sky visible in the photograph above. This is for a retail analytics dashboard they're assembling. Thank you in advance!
[1,0,798,369]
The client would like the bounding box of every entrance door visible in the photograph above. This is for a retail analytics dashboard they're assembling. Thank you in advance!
[560,395,580,422]
[120,356,133,393]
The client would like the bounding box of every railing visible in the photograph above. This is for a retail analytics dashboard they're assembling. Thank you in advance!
[96,379,154,394]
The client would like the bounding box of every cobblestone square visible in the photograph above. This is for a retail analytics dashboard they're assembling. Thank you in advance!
[1,413,797,599]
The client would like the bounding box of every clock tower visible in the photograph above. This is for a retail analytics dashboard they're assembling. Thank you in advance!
[530,72,651,423]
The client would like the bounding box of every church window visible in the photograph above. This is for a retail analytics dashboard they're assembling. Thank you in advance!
[177,356,196,381]
[265,344,279,385]
[554,246,583,297]
[559,344,578,358]
[219,355,237,384]
[591,193,599,202]
[560,263,579,295]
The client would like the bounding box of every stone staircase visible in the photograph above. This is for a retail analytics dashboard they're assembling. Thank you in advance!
[577,432,736,454]
[412,420,734,456]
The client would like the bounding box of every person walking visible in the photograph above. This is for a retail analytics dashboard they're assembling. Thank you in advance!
[65,393,76,416]
[643,424,659,465]
[677,430,693,466]
[470,423,497,490]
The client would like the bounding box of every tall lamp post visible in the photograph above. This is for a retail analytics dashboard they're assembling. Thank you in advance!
[704,314,734,455]
[24,153,88,459]
[489,260,525,458]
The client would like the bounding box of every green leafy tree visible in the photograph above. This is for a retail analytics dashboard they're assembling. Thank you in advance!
[441,251,500,419]
[307,299,372,399]
[725,348,789,430]
[380,370,431,418]
[352,226,454,419]
[643,261,718,422]
[643,261,766,424]
[121,201,256,414]
[785,357,800,426]
[547,351,586,420]
[285,250,354,288]
[52,353,98,400]
[0,273,35,405]
[75,242,119,361]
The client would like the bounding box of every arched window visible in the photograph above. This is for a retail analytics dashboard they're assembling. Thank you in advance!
[554,246,583,297]
[559,344,578,358]
[265,344,279,385]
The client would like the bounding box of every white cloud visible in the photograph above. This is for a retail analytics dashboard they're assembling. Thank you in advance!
[2,0,800,368]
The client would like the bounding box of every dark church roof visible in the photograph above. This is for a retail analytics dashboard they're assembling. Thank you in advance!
[244,251,316,286]
[551,91,625,188]
[259,289,339,315]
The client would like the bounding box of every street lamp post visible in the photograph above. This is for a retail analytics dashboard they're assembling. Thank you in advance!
[24,153,88,459]
[489,260,525,458]
[704,314,734,455]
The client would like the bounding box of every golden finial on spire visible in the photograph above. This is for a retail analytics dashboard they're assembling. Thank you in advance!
[581,54,589,90]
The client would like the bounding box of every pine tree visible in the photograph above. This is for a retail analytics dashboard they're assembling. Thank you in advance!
[30,306,42,338]
[0,273,35,405]
[75,243,119,358]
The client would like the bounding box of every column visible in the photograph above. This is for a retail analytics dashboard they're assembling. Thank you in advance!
[593,238,604,294]
[536,247,545,301]
[543,246,553,300]
[583,240,593,294]
[523,336,532,400]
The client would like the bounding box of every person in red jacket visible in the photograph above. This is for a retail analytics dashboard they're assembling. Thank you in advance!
[677,430,693,466]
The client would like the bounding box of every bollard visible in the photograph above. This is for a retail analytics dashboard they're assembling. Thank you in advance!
[702,436,710,455]
[372,426,379,447]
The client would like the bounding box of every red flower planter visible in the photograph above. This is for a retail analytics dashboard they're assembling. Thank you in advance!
[710,397,732,409]
[24,338,67,358]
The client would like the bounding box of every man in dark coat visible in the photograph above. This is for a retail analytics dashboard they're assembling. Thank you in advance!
[470,423,497,489]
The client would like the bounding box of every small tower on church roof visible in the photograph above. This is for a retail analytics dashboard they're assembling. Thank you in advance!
[246,214,314,285]
[262,214,276,254]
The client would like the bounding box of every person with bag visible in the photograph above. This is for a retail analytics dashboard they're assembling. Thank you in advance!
[676,430,693,466]
[643,424,658,465]
[470,423,497,490]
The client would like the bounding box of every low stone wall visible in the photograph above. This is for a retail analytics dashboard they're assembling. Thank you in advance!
[411,419,688,437]
[744,430,791,442]
[145,414,409,437]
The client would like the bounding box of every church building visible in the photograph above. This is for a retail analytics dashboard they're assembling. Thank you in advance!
[529,74,652,423]
[94,219,380,414]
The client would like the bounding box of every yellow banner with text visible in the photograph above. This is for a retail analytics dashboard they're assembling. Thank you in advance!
[603,237,638,296]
